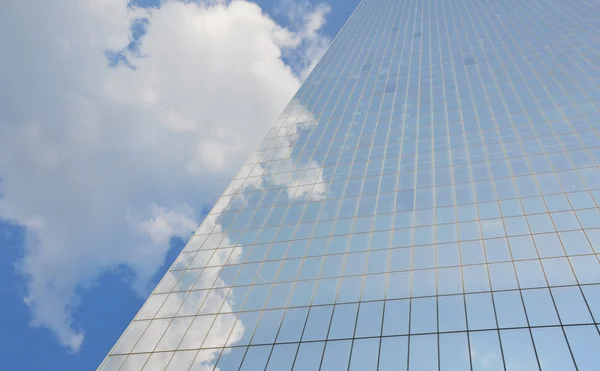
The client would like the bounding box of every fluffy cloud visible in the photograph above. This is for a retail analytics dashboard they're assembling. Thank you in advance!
[277,0,332,78]
[136,205,198,245]
[0,0,330,352]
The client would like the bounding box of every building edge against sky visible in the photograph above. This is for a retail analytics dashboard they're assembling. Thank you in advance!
[100,0,600,370]
[96,0,366,368]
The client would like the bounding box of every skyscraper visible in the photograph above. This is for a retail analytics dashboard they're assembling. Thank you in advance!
[99,0,600,369]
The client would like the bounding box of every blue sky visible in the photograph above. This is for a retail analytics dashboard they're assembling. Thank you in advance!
[0,0,358,370]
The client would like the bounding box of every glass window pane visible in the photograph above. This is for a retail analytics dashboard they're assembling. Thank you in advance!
[439,332,470,371]
[515,260,547,289]
[542,258,577,286]
[411,269,437,296]
[489,262,519,290]
[189,348,219,371]
[288,280,316,307]
[113,321,150,354]
[337,276,363,303]
[214,347,246,371]
[313,278,339,305]
[156,317,193,351]
[355,301,383,338]
[120,354,150,371]
[165,350,198,371]
[251,309,285,345]
[227,312,260,346]
[142,352,173,371]
[532,327,577,371]
[409,334,438,371]
[321,340,352,371]
[242,285,271,311]
[277,307,309,343]
[551,286,593,325]
[179,315,215,350]
[564,325,600,371]
[581,285,600,321]
[266,344,298,371]
[522,288,560,326]
[438,267,463,295]
[466,293,497,330]
[133,318,171,353]
[362,274,387,301]
[239,345,272,371]
[410,297,437,334]
[328,303,358,339]
[463,265,491,293]
[500,329,540,371]
[349,338,380,371]
[383,299,410,335]
[438,295,466,332]
[98,356,127,371]
[265,282,294,309]
[469,331,504,371]
[378,336,408,371]
[137,294,168,320]
[292,342,324,371]
[387,272,411,299]
[302,305,333,341]
[569,255,600,285]
[202,314,238,348]
[494,291,528,328]
[177,290,209,316]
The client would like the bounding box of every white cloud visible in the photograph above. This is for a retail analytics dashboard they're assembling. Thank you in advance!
[101,99,328,367]
[136,205,198,245]
[276,0,332,78]
[0,0,330,352]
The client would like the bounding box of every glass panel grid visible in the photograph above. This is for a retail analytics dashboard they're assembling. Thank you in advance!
[100,0,600,369]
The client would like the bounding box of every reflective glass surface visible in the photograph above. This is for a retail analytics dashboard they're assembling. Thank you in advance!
[99,0,600,369]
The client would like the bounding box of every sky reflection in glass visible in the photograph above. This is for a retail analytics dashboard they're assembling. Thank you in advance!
[100,0,600,369]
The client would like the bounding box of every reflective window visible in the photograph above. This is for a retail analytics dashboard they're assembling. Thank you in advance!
[101,0,600,369]
[410,297,437,334]
[469,331,504,371]
[328,303,358,339]
[292,342,324,371]
[277,308,308,343]
[302,305,333,341]
[355,301,383,337]
[165,351,197,371]
[383,299,409,335]
[439,333,470,371]
[214,347,246,371]
[532,327,577,371]
[239,345,271,371]
[379,336,408,371]
[321,340,352,371]
[564,326,600,371]
[266,344,298,371]
[500,329,540,371]
[349,338,379,371]
[251,309,285,345]
[409,335,438,371]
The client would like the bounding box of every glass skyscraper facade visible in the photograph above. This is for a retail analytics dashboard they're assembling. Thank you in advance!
[99,0,600,369]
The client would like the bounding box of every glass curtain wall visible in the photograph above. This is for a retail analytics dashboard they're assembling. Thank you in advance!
[99,0,600,369]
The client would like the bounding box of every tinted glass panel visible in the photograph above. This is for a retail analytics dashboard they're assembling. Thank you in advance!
[100,0,600,369]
